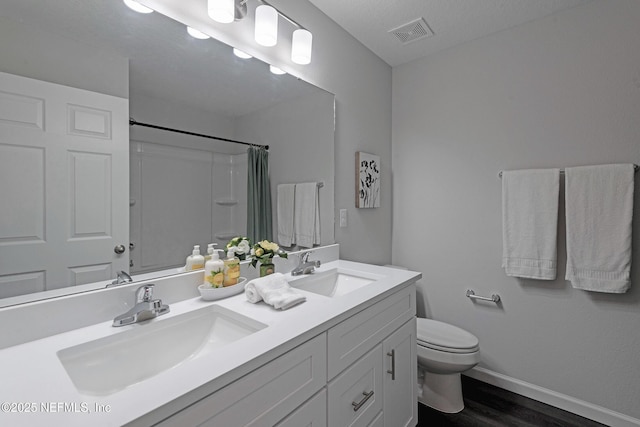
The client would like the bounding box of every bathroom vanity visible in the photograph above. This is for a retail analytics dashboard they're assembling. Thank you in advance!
[0,253,420,427]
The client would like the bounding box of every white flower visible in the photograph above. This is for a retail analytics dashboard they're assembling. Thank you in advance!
[259,240,279,252]
[237,240,251,254]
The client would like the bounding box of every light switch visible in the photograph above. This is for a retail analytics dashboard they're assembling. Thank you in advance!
[339,209,348,228]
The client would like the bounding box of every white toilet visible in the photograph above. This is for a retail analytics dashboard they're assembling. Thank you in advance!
[416,318,480,413]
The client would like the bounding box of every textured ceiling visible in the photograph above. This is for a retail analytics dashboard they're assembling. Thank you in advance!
[308,0,592,66]
[2,0,594,117]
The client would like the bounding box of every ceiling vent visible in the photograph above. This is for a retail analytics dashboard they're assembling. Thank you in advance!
[389,18,434,45]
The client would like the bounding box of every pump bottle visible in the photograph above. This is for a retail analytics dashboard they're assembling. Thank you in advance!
[204,247,224,288]
[185,245,205,271]
[223,251,240,286]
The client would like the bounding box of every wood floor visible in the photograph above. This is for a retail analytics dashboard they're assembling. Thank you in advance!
[417,376,607,427]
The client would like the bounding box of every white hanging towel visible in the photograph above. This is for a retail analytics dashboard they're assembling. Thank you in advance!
[502,168,560,280]
[565,164,634,293]
[294,182,320,248]
[277,184,296,247]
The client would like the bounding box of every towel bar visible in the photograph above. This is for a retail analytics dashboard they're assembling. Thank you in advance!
[466,289,500,303]
[498,164,638,178]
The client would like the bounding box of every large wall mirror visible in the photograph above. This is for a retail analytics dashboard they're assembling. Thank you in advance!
[0,0,335,307]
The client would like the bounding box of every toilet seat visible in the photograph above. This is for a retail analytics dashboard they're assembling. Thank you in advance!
[417,318,479,354]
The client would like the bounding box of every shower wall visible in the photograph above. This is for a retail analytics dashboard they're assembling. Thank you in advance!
[130,142,247,274]
[129,92,247,274]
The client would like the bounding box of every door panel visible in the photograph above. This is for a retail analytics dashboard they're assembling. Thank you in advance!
[0,71,129,298]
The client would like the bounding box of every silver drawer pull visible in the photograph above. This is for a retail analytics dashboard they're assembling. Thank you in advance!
[352,390,374,412]
[387,349,396,380]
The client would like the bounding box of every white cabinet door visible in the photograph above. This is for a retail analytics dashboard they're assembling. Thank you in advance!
[0,71,129,298]
[383,319,417,427]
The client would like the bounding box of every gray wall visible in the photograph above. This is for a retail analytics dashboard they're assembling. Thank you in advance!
[235,91,336,247]
[0,16,128,99]
[392,0,640,421]
[206,0,394,265]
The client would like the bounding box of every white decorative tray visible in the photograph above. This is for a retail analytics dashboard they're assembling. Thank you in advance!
[198,277,247,301]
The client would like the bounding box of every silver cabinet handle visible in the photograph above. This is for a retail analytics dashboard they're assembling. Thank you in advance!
[114,244,126,254]
[352,390,374,412]
[387,349,396,380]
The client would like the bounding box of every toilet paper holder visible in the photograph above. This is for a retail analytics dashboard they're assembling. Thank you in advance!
[466,289,501,303]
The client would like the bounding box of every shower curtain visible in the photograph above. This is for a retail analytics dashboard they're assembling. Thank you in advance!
[247,146,272,244]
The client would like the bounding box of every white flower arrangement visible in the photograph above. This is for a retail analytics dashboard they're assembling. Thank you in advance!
[250,240,288,267]
[225,236,251,260]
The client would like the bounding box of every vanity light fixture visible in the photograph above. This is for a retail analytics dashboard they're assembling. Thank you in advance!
[187,27,211,40]
[255,4,278,47]
[123,0,153,14]
[269,65,286,75]
[291,29,312,65]
[233,48,253,59]
[209,0,313,65]
[208,0,236,24]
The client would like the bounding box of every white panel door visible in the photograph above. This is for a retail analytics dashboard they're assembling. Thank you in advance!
[0,71,129,298]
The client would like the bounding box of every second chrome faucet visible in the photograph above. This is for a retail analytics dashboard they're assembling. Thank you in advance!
[291,252,321,276]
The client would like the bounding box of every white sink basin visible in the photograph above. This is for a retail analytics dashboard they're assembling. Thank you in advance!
[291,268,382,297]
[57,305,266,396]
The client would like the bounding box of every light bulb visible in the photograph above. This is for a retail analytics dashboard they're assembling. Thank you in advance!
[233,48,253,59]
[123,0,153,14]
[269,65,286,75]
[291,29,312,65]
[208,0,235,24]
[187,27,210,40]
[255,5,278,47]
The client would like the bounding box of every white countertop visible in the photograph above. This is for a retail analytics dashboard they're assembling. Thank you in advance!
[0,260,420,427]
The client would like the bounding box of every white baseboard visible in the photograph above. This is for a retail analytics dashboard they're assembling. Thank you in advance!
[466,367,640,427]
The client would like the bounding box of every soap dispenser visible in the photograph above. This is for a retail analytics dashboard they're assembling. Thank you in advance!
[204,247,224,288]
[204,243,216,262]
[223,251,240,287]
[185,245,205,271]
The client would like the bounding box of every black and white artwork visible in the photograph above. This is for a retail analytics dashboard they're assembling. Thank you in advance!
[356,152,380,208]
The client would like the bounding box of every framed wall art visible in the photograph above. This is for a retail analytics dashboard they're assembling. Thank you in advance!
[356,151,380,208]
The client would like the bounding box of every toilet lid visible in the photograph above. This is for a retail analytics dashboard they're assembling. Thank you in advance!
[417,318,479,354]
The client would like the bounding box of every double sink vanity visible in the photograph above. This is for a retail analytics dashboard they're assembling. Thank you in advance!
[0,245,421,426]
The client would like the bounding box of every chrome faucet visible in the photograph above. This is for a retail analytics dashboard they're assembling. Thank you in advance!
[291,252,321,276]
[112,284,170,327]
[107,270,133,287]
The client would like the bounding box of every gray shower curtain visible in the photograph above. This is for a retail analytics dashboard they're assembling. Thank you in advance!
[247,146,272,244]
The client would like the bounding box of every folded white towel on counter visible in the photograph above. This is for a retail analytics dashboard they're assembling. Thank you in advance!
[502,168,560,280]
[294,182,320,248]
[277,184,296,247]
[565,164,634,293]
[244,273,306,310]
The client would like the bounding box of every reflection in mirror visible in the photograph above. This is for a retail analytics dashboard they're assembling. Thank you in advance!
[0,0,335,307]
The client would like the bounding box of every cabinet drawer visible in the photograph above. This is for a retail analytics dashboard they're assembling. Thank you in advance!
[328,345,383,427]
[160,333,327,427]
[276,388,327,427]
[368,411,383,427]
[327,285,415,379]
